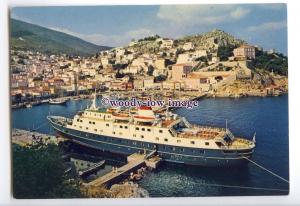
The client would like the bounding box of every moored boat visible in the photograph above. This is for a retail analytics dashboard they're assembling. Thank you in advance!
[49,98,68,105]
[48,95,256,167]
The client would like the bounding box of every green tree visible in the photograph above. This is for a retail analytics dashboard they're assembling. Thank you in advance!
[154,75,167,82]
[252,52,288,75]
[217,46,234,61]
[147,65,154,76]
[115,70,125,78]
[13,143,82,199]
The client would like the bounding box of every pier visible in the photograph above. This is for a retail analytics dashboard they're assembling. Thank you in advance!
[86,153,161,188]
[12,128,65,146]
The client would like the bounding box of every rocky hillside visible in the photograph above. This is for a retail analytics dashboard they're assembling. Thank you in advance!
[180,29,245,53]
[126,29,245,55]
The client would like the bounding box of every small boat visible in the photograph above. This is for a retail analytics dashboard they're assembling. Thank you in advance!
[49,98,68,105]
[64,167,72,174]
[133,115,155,123]
[133,106,156,123]
[25,103,32,108]
[32,100,42,106]
[112,112,130,121]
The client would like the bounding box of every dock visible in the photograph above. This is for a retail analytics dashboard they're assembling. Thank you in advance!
[12,128,65,146]
[86,152,161,188]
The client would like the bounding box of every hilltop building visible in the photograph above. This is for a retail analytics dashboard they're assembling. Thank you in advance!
[160,39,174,49]
[183,42,194,51]
[233,45,255,60]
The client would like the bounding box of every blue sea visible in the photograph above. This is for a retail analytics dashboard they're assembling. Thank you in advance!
[12,95,289,196]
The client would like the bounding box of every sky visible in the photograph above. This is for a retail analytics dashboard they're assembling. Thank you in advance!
[11,4,287,54]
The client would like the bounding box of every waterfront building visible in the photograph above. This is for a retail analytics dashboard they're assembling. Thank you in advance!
[184,71,237,91]
[171,63,193,81]
[133,79,144,91]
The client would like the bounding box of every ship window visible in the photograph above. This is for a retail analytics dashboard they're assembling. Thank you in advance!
[94,129,97,132]
[106,123,109,127]
[155,137,159,141]
[205,142,209,146]
[125,126,128,129]
[113,132,115,134]
[77,119,79,122]
[133,134,136,137]
[171,147,176,151]
[86,127,88,130]
[190,141,195,144]
[142,128,145,131]
[79,126,82,129]
[147,129,151,132]
[89,121,91,124]
[141,135,144,138]
[120,125,123,128]
[180,148,185,152]
[159,130,163,133]
[177,140,181,143]
[136,127,139,130]
[93,122,95,125]
[80,120,83,122]
[164,138,168,142]
[119,132,122,135]
[199,150,204,154]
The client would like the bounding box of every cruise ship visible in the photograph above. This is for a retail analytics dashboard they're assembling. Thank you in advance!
[47,95,256,167]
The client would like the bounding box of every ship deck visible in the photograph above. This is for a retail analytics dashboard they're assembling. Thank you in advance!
[177,126,227,140]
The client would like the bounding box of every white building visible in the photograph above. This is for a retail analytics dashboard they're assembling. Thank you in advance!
[183,42,194,51]
[160,39,174,49]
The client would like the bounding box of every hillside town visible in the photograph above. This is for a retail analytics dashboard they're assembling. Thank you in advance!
[10,29,288,106]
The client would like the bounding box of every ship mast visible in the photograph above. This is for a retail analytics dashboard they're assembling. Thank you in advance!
[90,89,97,110]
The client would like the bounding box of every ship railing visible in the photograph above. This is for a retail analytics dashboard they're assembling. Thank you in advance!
[182,117,192,128]
[169,127,177,137]
[191,124,227,132]
[226,129,235,140]
[220,145,252,150]
[48,116,72,126]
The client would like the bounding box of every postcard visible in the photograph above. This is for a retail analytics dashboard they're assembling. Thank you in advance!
[10,4,289,199]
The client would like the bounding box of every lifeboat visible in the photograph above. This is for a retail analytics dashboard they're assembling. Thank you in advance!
[107,108,117,113]
[112,112,130,121]
[133,115,155,123]
[133,106,155,123]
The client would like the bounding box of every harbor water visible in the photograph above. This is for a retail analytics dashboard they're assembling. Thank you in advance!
[12,95,289,196]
